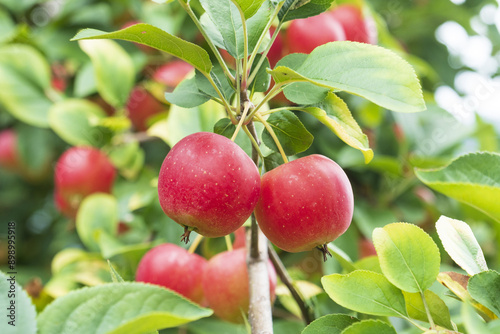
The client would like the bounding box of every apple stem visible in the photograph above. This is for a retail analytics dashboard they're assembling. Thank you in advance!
[268,245,315,325]
[317,244,333,262]
[180,226,191,244]
[255,113,289,164]
[187,234,204,254]
[231,102,251,142]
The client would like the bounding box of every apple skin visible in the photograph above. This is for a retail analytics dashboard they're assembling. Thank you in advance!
[126,86,166,131]
[267,26,285,68]
[202,248,276,323]
[153,60,193,89]
[136,243,207,304]
[54,146,116,216]
[254,154,353,253]
[158,132,260,239]
[0,129,21,170]
[329,4,377,44]
[286,12,346,54]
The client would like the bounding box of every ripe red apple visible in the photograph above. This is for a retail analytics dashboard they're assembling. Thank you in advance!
[254,154,353,259]
[358,237,377,258]
[267,26,285,68]
[126,86,166,131]
[286,12,346,54]
[0,129,21,171]
[136,243,207,304]
[158,132,260,241]
[202,248,276,323]
[232,226,246,249]
[153,60,193,90]
[329,4,377,44]
[54,146,116,217]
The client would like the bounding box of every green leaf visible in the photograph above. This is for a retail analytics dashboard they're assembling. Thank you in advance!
[49,99,107,147]
[302,314,359,334]
[231,0,266,18]
[74,62,97,97]
[340,320,397,334]
[468,270,500,318]
[373,223,440,293]
[277,53,329,105]
[263,152,285,172]
[195,66,235,100]
[327,243,357,273]
[0,44,52,127]
[437,272,497,321]
[321,270,408,318]
[415,152,500,223]
[462,302,489,334]
[76,193,118,252]
[262,110,313,155]
[214,118,236,139]
[250,54,271,93]
[199,0,271,59]
[0,10,16,44]
[278,0,335,22]
[436,216,488,276]
[0,271,37,334]
[302,93,373,163]
[268,42,426,113]
[107,260,125,283]
[78,39,134,108]
[165,77,211,108]
[403,290,453,329]
[72,23,212,75]
[37,282,213,334]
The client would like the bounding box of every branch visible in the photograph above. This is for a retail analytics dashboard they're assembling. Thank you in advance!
[267,245,314,325]
[246,122,274,333]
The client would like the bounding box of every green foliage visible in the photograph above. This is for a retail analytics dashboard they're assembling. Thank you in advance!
[278,0,335,22]
[436,215,488,275]
[262,110,313,155]
[340,320,397,334]
[373,223,440,293]
[301,314,359,334]
[468,270,500,318]
[403,290,453,330]
[416,152,500,223]
[269,42,426,112]
[37,283,213,334]
[322,270,408,318]
[0,271,37,334]
[72,23,212,74]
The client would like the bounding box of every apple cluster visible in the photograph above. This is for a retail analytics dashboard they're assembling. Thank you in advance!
[157,132,354,257]
[136,237,276,323]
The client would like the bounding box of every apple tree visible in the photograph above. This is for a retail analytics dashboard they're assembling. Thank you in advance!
[1,0,499,333]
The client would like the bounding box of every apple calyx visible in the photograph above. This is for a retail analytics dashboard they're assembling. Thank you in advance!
[317,244,332,262]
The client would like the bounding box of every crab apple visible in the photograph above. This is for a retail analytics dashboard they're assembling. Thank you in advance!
[329,4,377,44]
[202,248,276,323]
[254,154,353,259]
[0,129,21,171]
[153,60,193,90]
[286,12,346,54]
[267,26,285,68]
[158,132,260,241]
[54,147,116,216]
[136,243,207,304]
[126,86,166,131]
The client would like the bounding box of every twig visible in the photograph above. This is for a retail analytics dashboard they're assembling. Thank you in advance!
[267,245,314,325]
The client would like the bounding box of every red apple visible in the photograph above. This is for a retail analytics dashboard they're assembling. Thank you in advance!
[54,190,77,219]
[126,86,166,131]
[329,4,377,44]
[286,12,346,54]
[54,146,116,217]
[0,129,21,170]
[359,237,377,258]
[158,132,260,241]
[153,60,193,90]
[267,26,285,68]
[232,226,246,249]
[202,248,276,323]
[254,154,353,259]
[136,243,207,304]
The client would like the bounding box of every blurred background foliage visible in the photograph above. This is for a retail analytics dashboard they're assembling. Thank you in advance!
[0,0,499,333]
